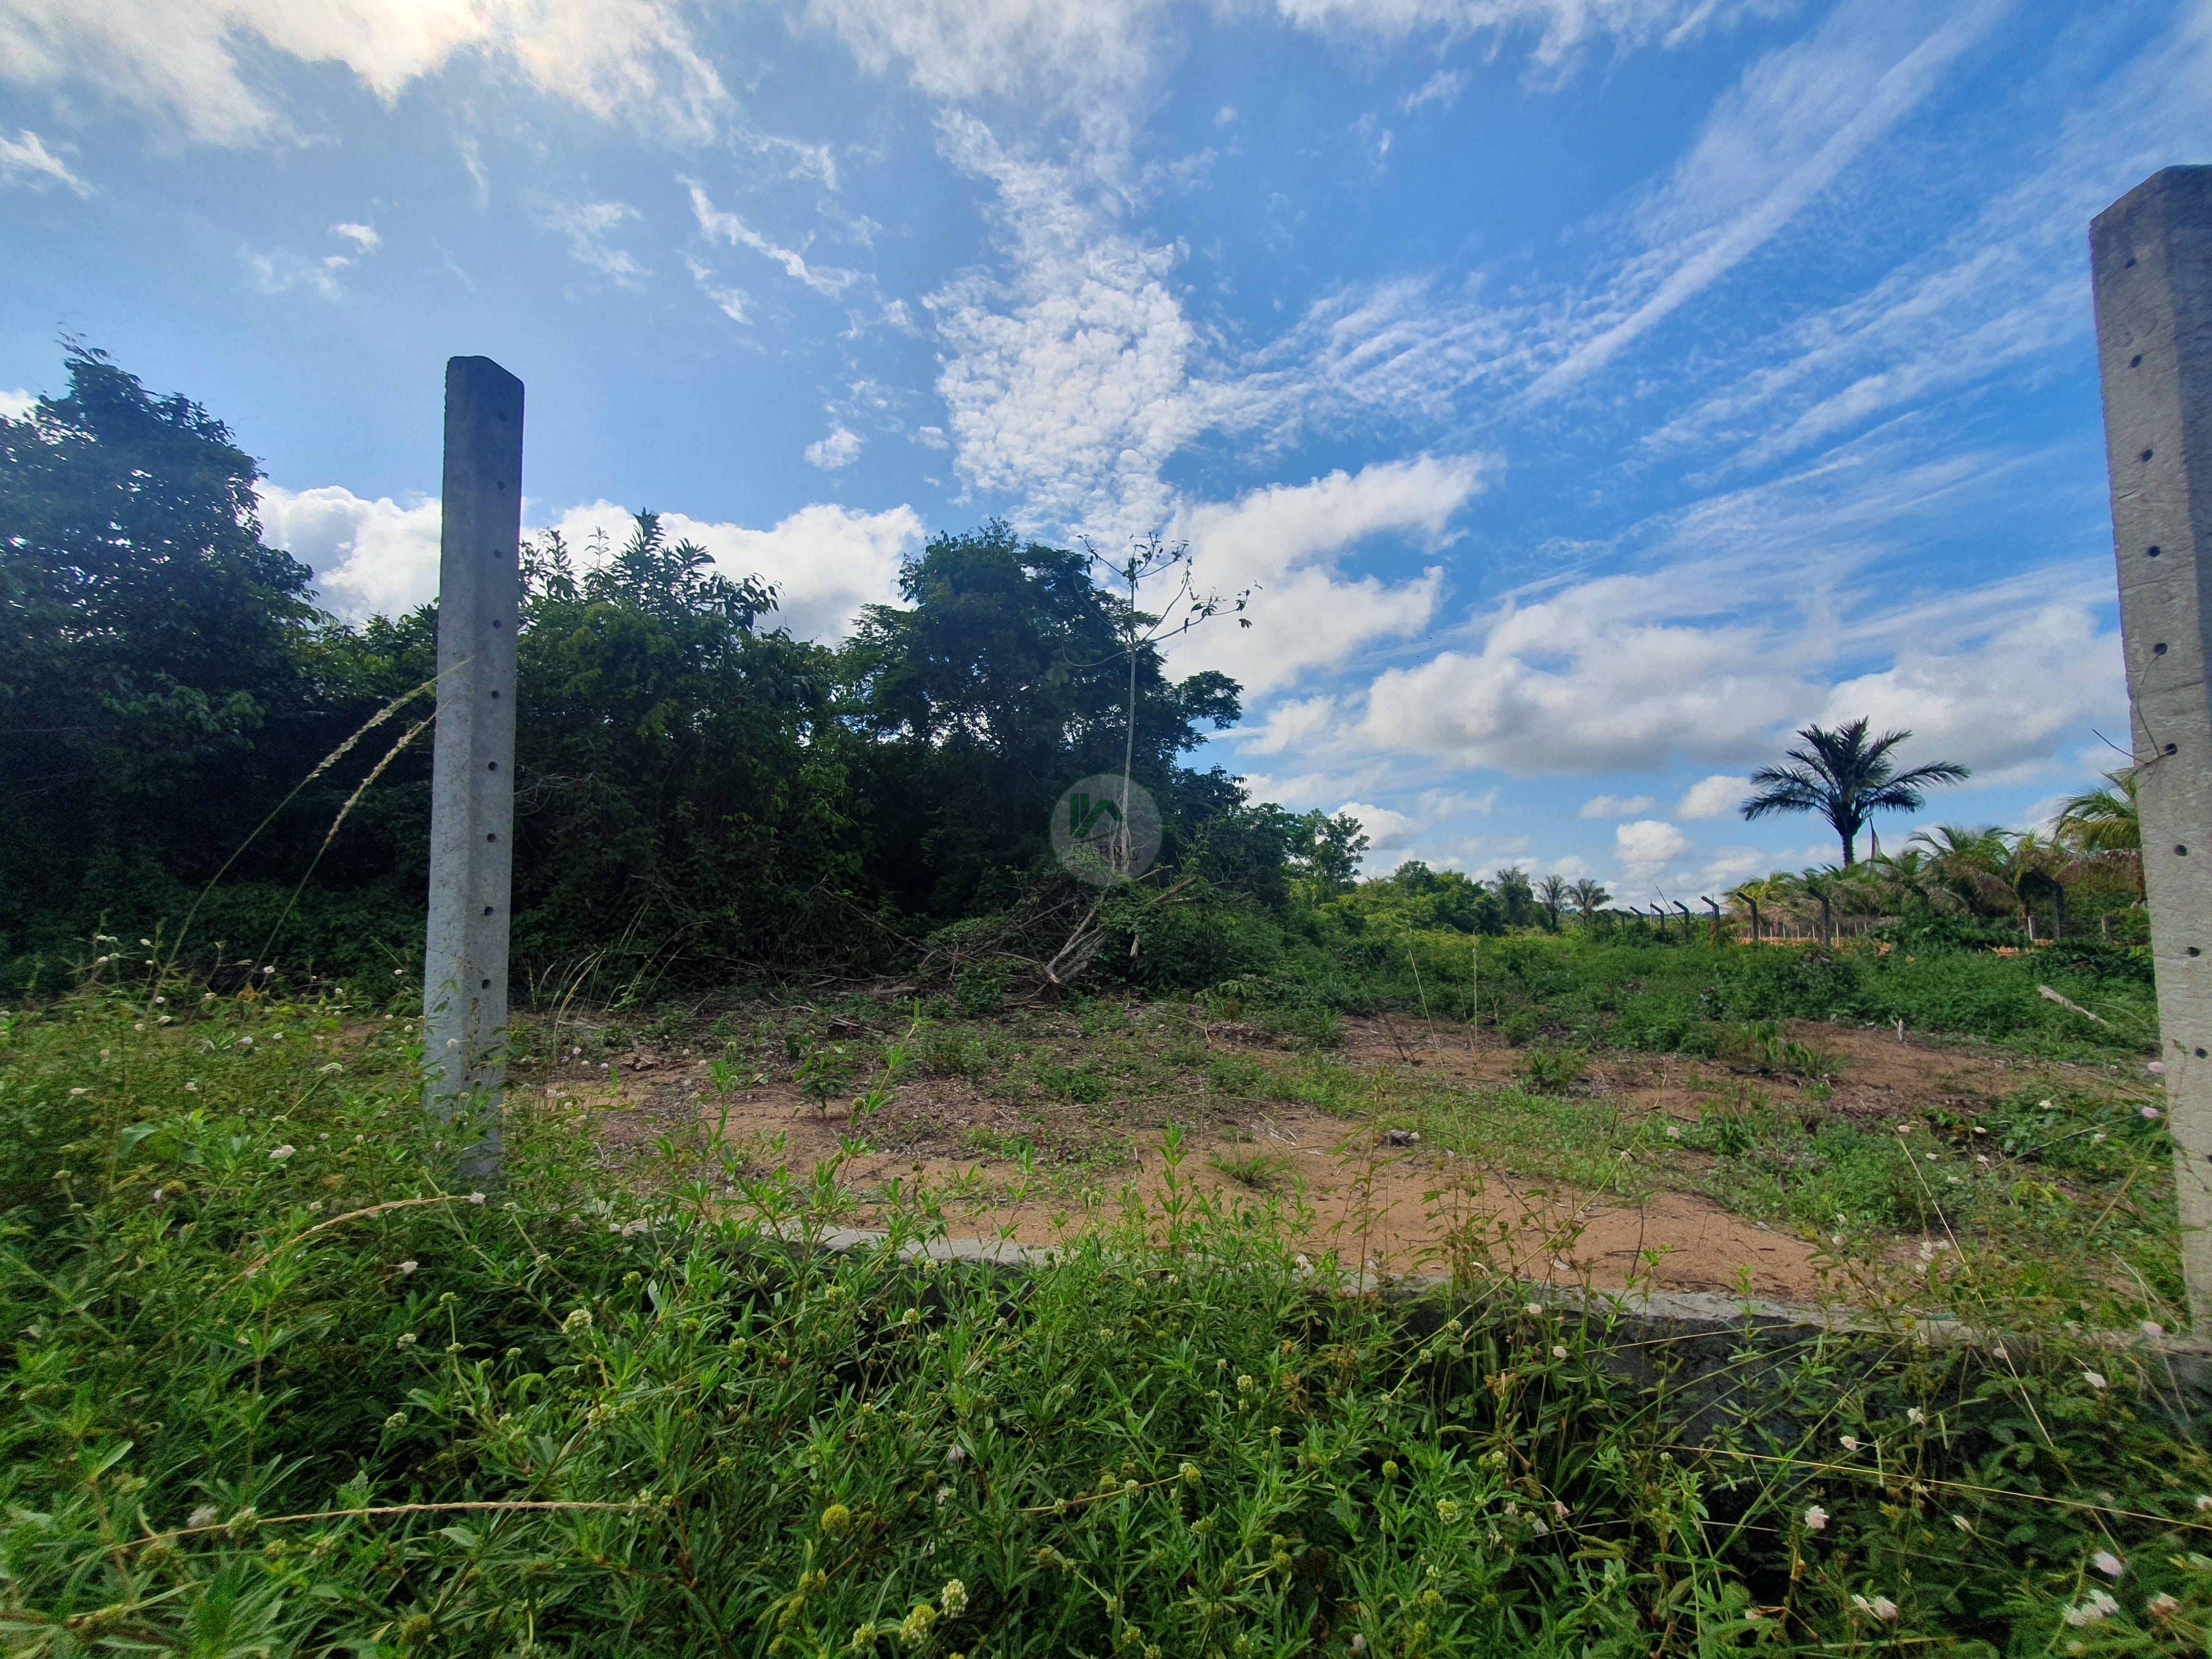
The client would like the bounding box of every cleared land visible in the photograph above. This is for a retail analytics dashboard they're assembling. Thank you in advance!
[541,984,2174,1330]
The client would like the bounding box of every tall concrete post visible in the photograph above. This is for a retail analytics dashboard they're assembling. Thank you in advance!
[423,357,524,1173]
[2092,166,2212,1327]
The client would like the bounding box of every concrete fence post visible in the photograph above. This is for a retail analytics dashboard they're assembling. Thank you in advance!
[2092,166,2212,1327]
[422,356,524,1176]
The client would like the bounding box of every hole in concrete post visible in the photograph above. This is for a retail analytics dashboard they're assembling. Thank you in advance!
[2156,642,2168,655]
[2149,545,2163,556]
[487,761,497,770]
[483,906,493,916]
[2141,449,2155,462]
[2177,845,2189,856]
[482,978,492,989]
[487,832,498,842]
[2190,947,2202,957]
[2167,743,2179,755]
[2132,353,2143,366]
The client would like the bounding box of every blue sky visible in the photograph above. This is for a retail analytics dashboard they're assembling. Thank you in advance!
[2,0,2201,897]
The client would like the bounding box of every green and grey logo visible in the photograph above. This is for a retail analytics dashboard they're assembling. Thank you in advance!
[1051,773,1162,886]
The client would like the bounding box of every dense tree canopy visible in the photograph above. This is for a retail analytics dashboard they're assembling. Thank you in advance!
[0,349,1370,989]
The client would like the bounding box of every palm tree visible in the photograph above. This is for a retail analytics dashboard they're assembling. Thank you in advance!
[2055,769,2139,854]
[1567,878,1611,926]
[1730,876,1788,943]
[1534,874,1570,930]
[1740,719,1970,866]
[1908,825,2015,917]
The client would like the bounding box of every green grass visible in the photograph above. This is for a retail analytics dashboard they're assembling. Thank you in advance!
[7,981,2212,1656]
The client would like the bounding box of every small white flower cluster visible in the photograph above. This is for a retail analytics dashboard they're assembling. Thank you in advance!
[2063,1590,2121,1626]
[1850,1594,1899,1621]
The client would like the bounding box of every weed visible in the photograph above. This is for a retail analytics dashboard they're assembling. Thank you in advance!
[1208,1147,1295,1191]
[1517,1044,1586,1093]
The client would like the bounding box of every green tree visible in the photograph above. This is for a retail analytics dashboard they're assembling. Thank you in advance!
[1534,873,1569,930]
[839,521,1239,917]
[0,345,334,944]
[1740,718,1969,866]
[1567,877,1611,926]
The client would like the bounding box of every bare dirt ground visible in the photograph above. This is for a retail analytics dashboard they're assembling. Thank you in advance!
[540,1010,2097,1306]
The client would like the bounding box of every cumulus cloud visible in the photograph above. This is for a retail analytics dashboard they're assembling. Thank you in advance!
[545,499,922,642]
[259,483,443,618]
[263,485,925,640]
[0,0,726,147]
[1359,569,1810,773]
[1579,793,1655,818]
[1818,602,2121,782]
[1166,454,1487,695]
[1676,774,1748,818]
[0,388,35,421]
[1336,799,1419,850]
[0,127,90,194]
[805,425,864,470]
[1616,817,1693,875]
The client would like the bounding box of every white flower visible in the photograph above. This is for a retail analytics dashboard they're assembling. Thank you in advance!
[1907,1408,1926,1426]
[69,1087,86,1097]
[398,1260,418,1274]
[2144,1106,2163,1120]
[184,1080,198,1093]
[2197,1494,2212,1512]
[1803,1505,1828,1532]
[936,1486,953,1506]
[1552,1345,1568,1359]
[186,1505,219,1529]
[1665,1125,1681,1138]
[2081,1371,2108,1392]
[1524,1302,1542,1316]
[1953,1515,1972,1533]
[306,1201,323,1214]
[2149,1593,2181,1617]
[2065,1590,2120,1625]
[469,1191,487,1205]
[1851,1594,1899,1621]
[1839,1435,1861,1452]
[2143,1321,2165,1337]
[939,1580,967,1618]
[2093,1551,2125,1578]
[268,1145,295,1161]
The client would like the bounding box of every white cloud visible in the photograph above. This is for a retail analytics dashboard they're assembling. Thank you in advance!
[1676,774,1748,818]
[1399,68,1468,112]
[929,113,1216,539]
[1359,568,1809,773]
[0,127,89,194]
[1616,817,1693,875]
[0,388,34,421]
[331,221,380,252]
[264,485,925,641]
[1819,601,2121,783]
[545,500,923,642]
[1273,0,1773,71]
[546,201,649,287]
[805,425,864,470]
[1337,799,1419,849]
[1579,793,1655,818]
[1527,0,2008,397]
[1647,0,2212,474]
[801,0,1168,147]
[1166,454,1487,694]
[259,483,443,618]
[688,183,858,298]
[0,0,726,148]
